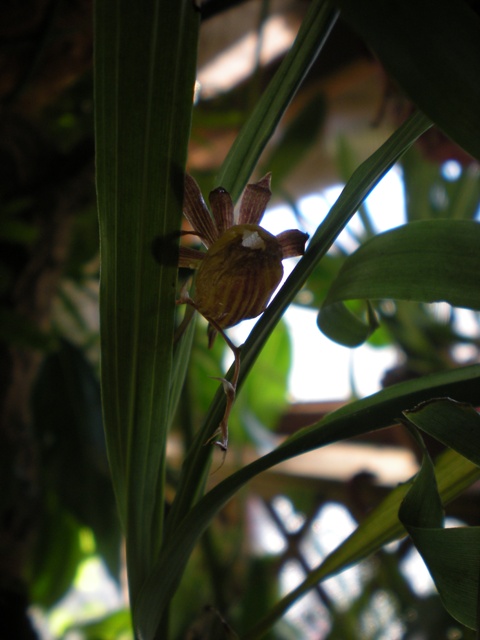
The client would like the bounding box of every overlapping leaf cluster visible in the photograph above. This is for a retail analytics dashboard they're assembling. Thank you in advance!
[94,1,480,638]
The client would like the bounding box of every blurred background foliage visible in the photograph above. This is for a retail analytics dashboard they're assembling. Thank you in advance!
[0,0,479,639]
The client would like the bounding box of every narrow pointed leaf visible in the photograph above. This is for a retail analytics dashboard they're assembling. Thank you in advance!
[136,364,480,638]
[94,0,199,609]
[246,446,480,639]
[217,0,339,201]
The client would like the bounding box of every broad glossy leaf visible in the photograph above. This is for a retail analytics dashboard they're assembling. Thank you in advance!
[337,0,480,162]
[402,526,480,631]
[318,220,480,346]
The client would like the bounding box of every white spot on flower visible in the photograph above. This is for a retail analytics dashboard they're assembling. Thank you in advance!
[242,230,265,250]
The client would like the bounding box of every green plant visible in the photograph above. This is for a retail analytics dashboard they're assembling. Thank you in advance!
[1,0,478,637]
[92,0,480,638]
[90,0,480,639]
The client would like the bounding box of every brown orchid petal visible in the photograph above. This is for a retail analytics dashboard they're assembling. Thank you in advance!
[178,245,205,269]
[184,174,218,248]
[276,229,309,259]
[209,187,234,234]
[238,173,272,225]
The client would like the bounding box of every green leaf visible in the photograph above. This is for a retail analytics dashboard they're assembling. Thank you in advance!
[337,0,480,161]
[247,446,480,639]
[318,220,480,346]
[399,430,444,529]
[401,148,446,222]
[399,405,480,630]
[182,321,289,446]
[94,0,199,612]
[259,92,327,187]
[318,298,379,347]
[246,399,480,638]
[217,0,339,201]
[404,398,480,467]
[335,137,375,238]
[238,557,279,639]
[402,526,480,631]
[166,110,433,548]
[136,364,480,639]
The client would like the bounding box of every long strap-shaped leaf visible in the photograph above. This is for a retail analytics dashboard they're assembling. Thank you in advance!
[216,0,339,201]
[245,446,480,639]
[94,0,199,606]
[136,363,480,639]
[164,0,342,540]
[244,399,480,638]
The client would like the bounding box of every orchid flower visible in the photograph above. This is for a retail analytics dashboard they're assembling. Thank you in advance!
[178,173,308,451]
